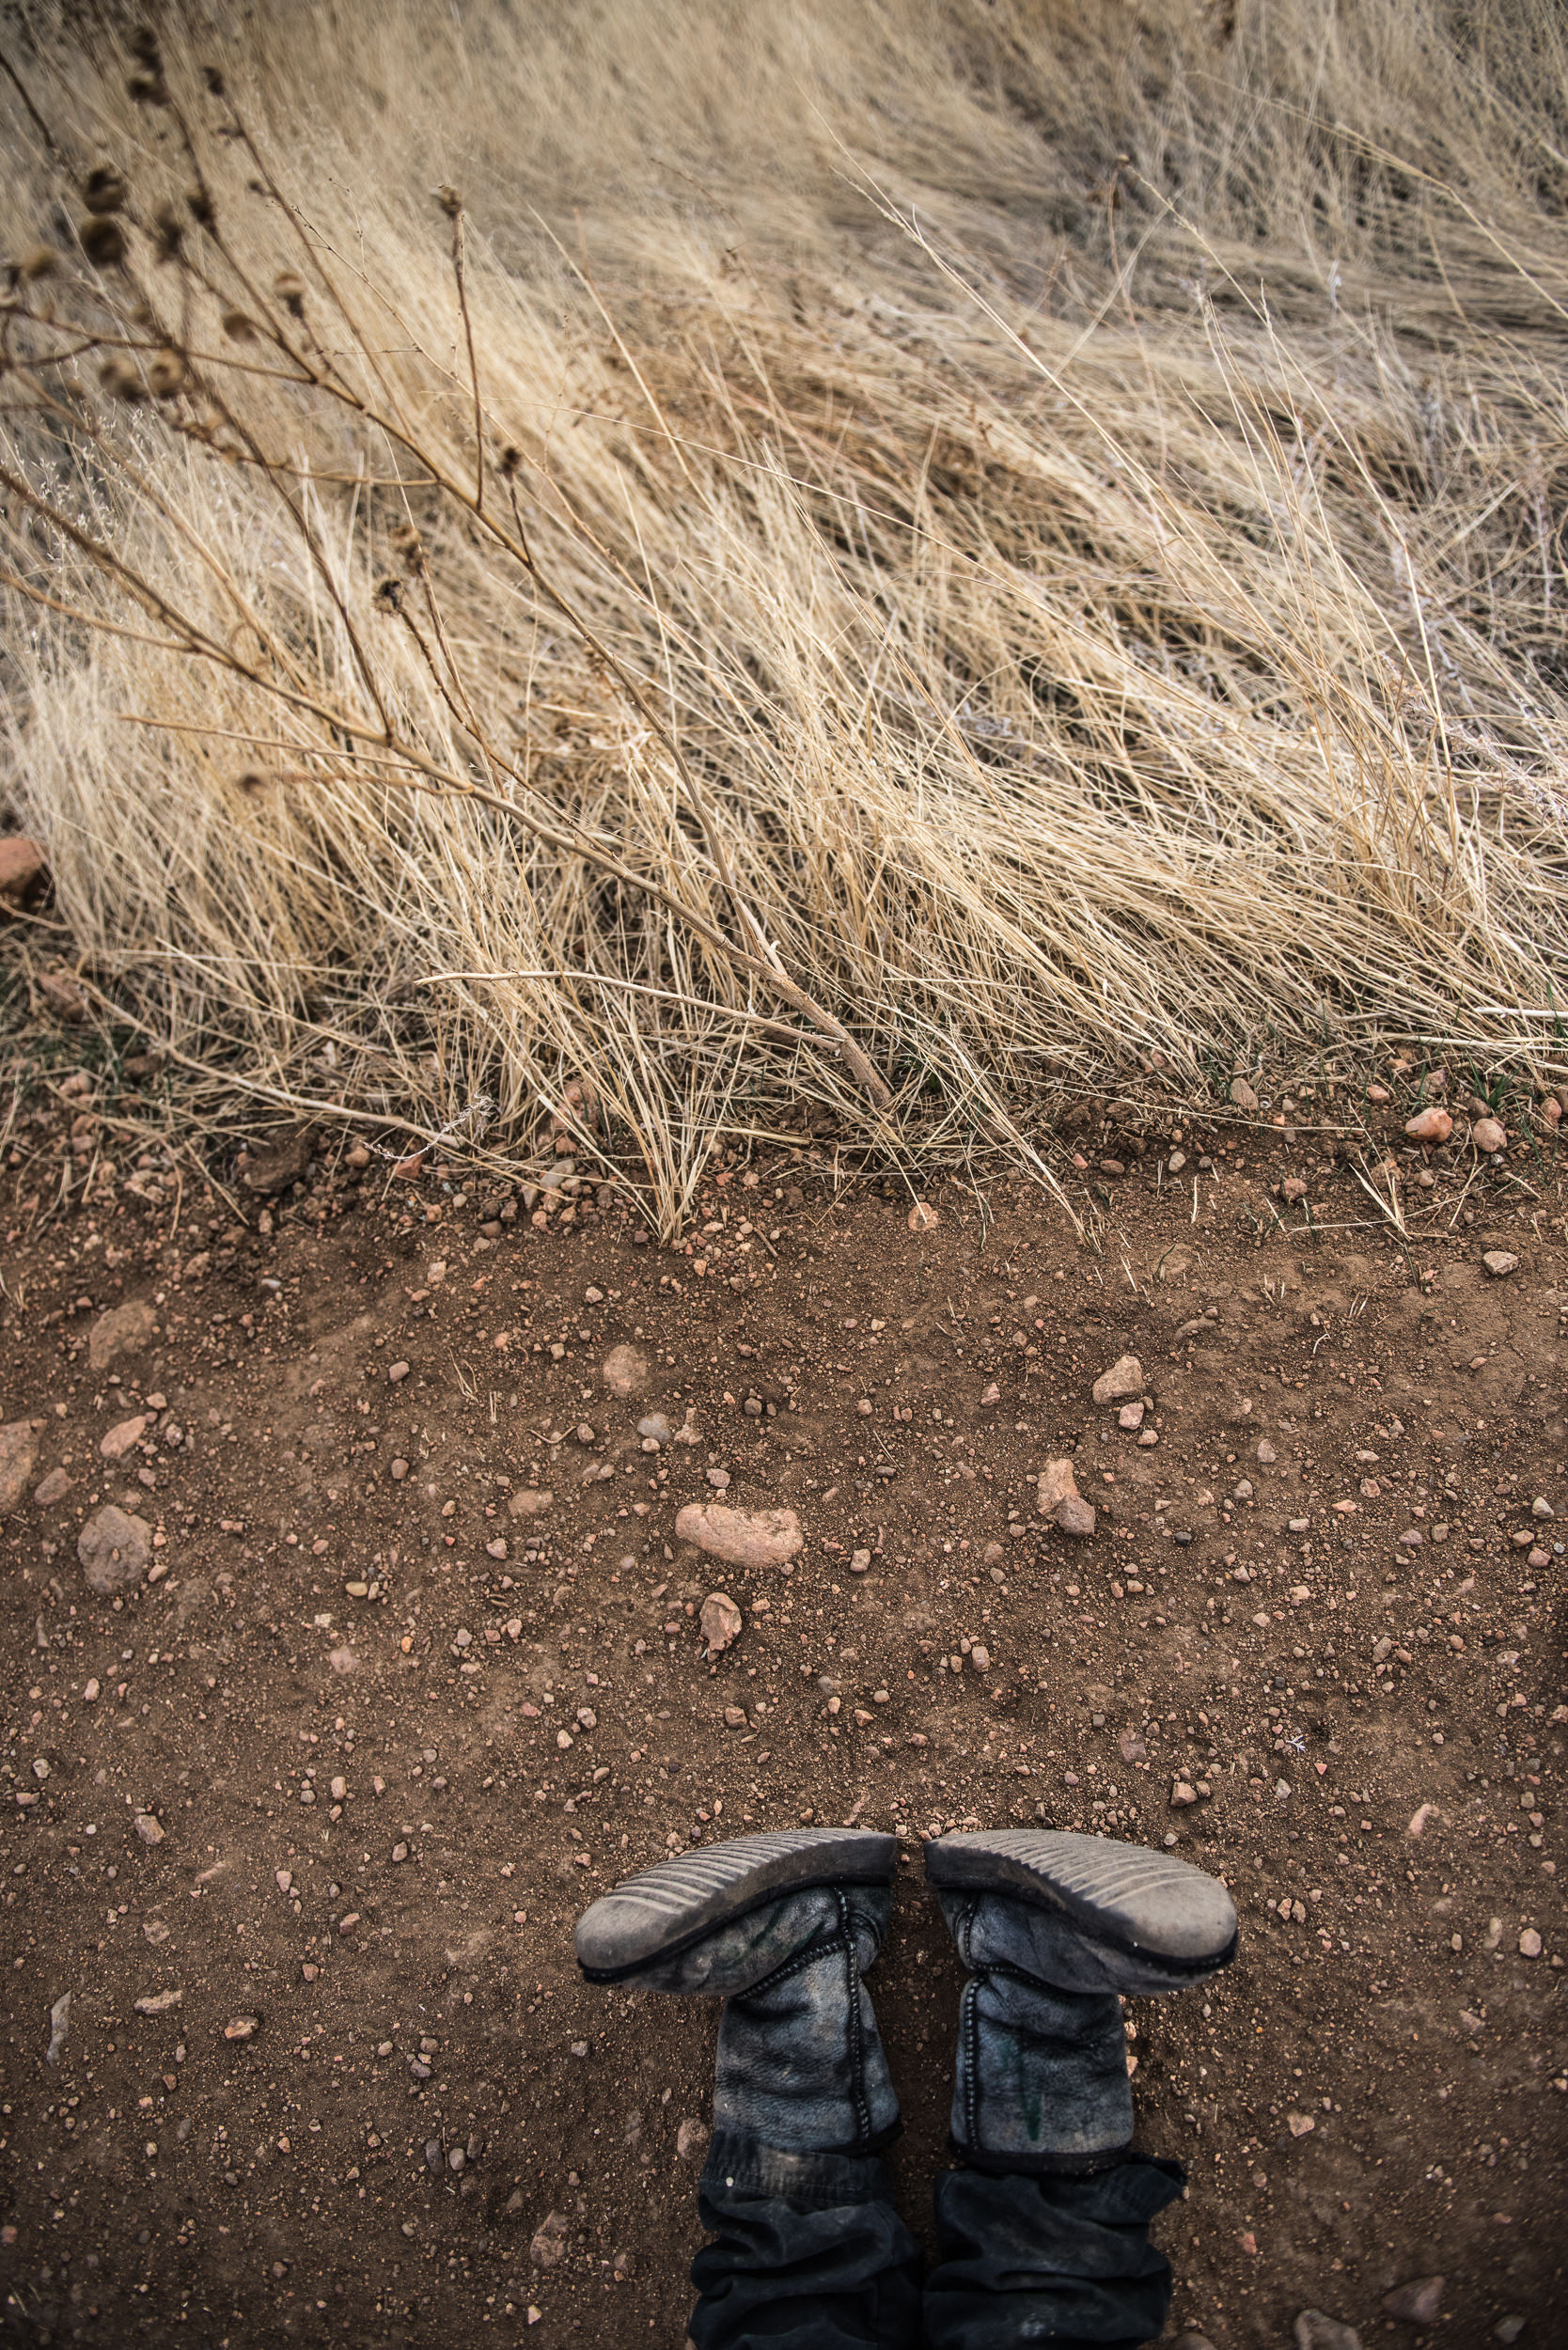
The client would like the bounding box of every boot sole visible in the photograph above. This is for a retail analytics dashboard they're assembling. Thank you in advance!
[575,1827,898,1982]
[925,1829,1237,1970]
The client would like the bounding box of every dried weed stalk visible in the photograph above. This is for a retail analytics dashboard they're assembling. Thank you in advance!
[0,3,1565,1228]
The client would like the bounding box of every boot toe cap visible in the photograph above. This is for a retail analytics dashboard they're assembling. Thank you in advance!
[576,1827,897,1979]
[925,1828,1237,1968]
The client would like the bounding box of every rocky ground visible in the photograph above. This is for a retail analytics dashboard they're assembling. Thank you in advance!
[0,1075,1564,2348]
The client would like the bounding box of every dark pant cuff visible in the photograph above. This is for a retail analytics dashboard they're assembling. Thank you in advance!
[700,2128,897,2211]
[949,2134,1144,2180]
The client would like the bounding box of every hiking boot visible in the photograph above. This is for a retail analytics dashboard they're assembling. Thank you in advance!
[576,1827,901,2156]
[925,1829,1238,2170]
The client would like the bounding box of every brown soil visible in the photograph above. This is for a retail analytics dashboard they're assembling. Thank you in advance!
[1,1119,1564,2347]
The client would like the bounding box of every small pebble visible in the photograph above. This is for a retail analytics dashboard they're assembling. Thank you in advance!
[1090,1355,1143,1404]
[99,1414,149,1462]
[1382,2278,1444,2326]
[603,1344,649,1397]
[1292,2311,1362,2350]
[700,1592,743,1654]
[1404,1105,1452,1143]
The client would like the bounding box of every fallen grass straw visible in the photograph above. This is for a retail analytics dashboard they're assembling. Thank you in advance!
[0,1,1565,1227]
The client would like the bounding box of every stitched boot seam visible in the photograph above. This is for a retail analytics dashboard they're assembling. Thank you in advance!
[738,1914,851,2003]
[961,1975,981,2149]
[836,1888,873,2150]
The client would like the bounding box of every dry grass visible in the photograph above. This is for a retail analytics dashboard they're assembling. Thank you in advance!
[2,0,1566,1227]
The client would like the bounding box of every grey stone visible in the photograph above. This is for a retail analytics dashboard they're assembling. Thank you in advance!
[78,1505,152,1595]
[1383,2277,1444,2325]
[1294,2313,1363,2350]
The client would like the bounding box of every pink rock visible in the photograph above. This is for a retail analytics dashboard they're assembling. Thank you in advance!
[1037,1461,1097,1536]
[0,836,46,901]
[100,1414,148,1462]
[1470,1115,1506,1153]
[1403,1105,1452,1144]
[675,1503,803,1573]
[601,1343,649,1397]
[1091,1355,1143,1405]
[32,1467,72,1507]
[1038,1459,1079,1513]
[508,1488,553,1517]
[87,1297,156,1373]
[699,1592,743,1654]
[907,1201,939,1232]
[0,1420,39,1517]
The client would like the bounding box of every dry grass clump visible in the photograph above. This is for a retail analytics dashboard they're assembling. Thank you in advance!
[1,0,1566,1227]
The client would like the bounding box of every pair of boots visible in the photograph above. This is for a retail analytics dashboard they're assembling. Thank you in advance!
[576,1826,1237,2348]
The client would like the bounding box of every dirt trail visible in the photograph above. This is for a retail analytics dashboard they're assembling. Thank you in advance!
[1,1136,1563,2345]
